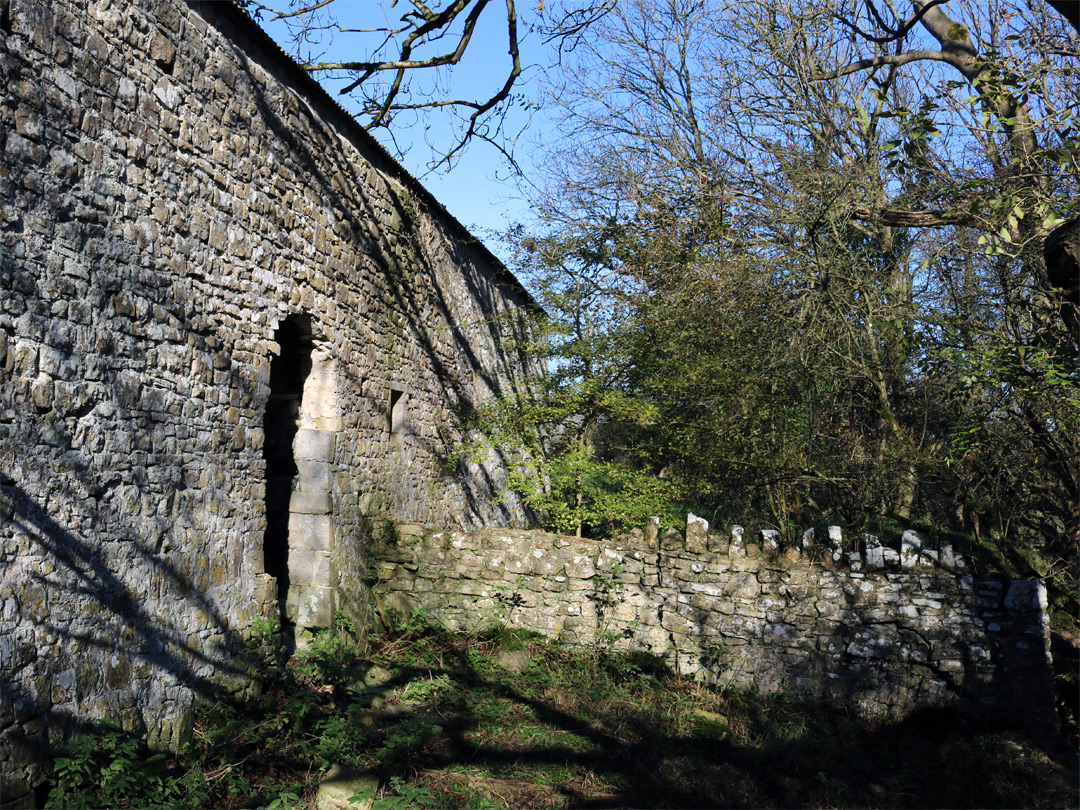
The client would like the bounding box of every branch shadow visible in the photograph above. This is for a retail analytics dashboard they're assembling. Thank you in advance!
[199,0,542,527]
[337,637,1079,809]
[0,473,265,803]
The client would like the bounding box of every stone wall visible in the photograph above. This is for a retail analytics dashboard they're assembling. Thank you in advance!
[372,520,1055,732]
[0,0,537,801]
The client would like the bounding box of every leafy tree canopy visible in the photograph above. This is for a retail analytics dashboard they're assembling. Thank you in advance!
[481,0,1078,602]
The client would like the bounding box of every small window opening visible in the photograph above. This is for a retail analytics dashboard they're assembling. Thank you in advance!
[389,388,406,436]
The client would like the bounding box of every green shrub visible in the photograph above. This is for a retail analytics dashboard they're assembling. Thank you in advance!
[46,723,205,810]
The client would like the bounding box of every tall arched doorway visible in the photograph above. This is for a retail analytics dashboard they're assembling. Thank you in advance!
[263,315,312,630]
[263,314,340,638]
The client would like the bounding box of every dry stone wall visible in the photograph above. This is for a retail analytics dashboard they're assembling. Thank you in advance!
[0,0,536,801]
[373,520,1055,732]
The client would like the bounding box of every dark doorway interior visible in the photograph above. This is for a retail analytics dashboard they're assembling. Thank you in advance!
[263,316,312,628]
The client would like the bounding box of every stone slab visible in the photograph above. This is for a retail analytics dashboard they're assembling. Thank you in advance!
[288,512,333,551]
[289,488,332,515]
[294,428,336,462]
[316,764,378,810]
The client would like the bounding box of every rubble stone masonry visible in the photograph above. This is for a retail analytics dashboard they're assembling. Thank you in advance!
[373,520,1055,733]
[0,0,536,801]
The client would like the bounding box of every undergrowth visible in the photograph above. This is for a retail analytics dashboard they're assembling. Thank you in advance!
[45,615,1079,809]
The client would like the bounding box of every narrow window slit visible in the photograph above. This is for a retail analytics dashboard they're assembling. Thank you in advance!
[389,388,406,435]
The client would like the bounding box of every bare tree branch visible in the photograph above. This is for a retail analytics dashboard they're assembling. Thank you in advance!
[247,0,617,168]
[809,48,949,80]
[834,0,947,45]
[252,0,336,22]
[851,206,975,227]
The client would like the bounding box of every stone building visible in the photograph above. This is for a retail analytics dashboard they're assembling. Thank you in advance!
[0,0,538,800]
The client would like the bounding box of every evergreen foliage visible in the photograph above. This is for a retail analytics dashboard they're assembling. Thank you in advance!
[466,0,1077,633]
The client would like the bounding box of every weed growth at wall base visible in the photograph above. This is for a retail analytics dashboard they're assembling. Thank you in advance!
[41,623,1078,809]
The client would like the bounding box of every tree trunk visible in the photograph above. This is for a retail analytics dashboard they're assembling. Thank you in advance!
[1044,216,1080,338]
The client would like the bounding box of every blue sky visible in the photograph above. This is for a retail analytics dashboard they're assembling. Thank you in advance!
[255,1,551,259]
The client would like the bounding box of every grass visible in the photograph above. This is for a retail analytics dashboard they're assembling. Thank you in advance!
[45,618,1079,809]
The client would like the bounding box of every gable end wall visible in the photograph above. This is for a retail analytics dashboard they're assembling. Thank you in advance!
[0,0,537,800]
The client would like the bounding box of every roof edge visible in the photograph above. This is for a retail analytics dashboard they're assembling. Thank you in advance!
[188,0,537,310]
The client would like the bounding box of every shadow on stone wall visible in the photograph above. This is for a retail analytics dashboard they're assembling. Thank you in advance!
[0,478,262,802]
[213,4,537,527]
[3,2,545,801]
[371,525,1058,739]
